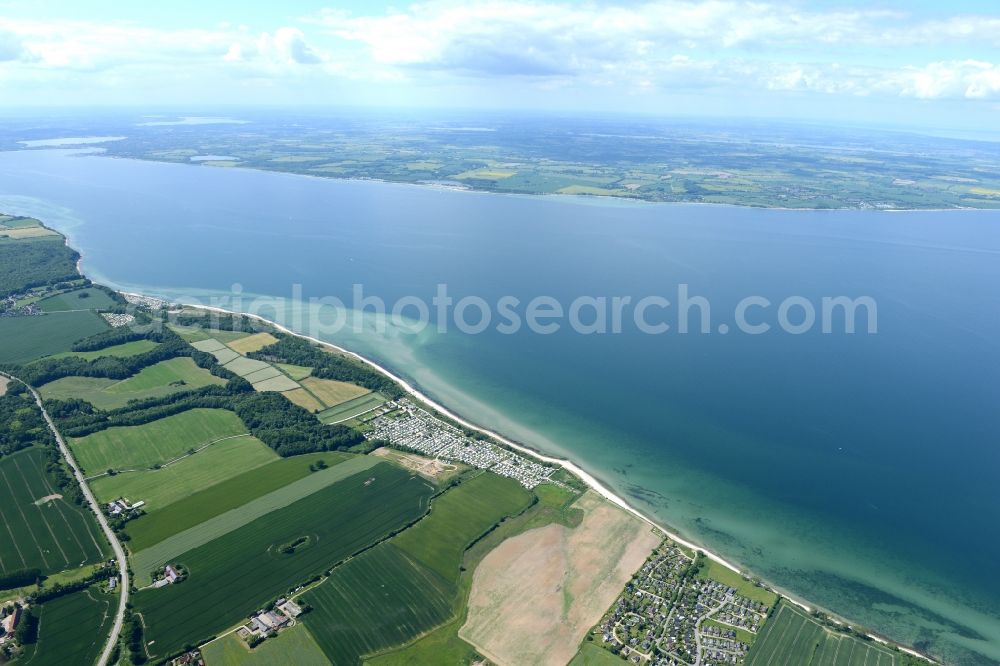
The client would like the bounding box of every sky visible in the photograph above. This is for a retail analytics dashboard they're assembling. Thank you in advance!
[1,0,999,131]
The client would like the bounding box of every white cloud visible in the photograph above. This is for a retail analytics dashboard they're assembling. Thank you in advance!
[310,1,1000,99]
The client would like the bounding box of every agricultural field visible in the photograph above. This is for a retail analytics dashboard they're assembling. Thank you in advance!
[133,462,434,658]
[35,286,117,312]
[392,473,532,580]
[124,452,351,551]
[89,434,277,508]
[225,331,279,355]
[282,387,325,412]
[252,374,300,392]
[303,473,532,665]
[130,455,383,581]
[0,447,106,576]
[301,377,369,408]
[365,482,584,666]
[48,338,159,361]
[459,491,660,666]
[201,623,330,666]
[317,392,387,424]
[745,601,903,666]
[0,311,108,364]
[223,356,272,377]
[69,407,248,474]
[105,356,225,393]
[18,586,114,666]
[276,363,313,380]
[303,543,455,666]
[38,357,225,410]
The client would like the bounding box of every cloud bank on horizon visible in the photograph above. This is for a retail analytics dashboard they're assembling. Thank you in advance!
[1,0,998,128]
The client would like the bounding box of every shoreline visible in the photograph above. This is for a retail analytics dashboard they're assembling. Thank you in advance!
[51,147,987,213]
[10,212,941,664]
[128,290,936,664]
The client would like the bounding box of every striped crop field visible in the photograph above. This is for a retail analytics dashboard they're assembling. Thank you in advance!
[0,447,106,576]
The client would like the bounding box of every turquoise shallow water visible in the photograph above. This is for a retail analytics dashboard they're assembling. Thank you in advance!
[1,149,999,664]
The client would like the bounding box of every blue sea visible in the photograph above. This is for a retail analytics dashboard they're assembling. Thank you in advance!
[1,149,998,664]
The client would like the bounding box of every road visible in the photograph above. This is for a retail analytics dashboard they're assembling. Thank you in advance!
[2,372,129,666]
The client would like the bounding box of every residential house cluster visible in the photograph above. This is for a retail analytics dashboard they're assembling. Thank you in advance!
[594,542,770,665]
[364,399,554,488]
[101,312,135,327]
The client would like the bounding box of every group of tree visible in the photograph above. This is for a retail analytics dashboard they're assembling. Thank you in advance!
[0,569,41,592]
[0,382,52,457]
[0,237,80,298]
[249,335,402,398]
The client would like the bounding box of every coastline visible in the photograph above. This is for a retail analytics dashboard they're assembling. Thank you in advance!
[95,151,985,213]
[9,211,942,664]
[126,290,936,664]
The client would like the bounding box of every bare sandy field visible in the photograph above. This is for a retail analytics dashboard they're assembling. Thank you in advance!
[371,446,462,482]
[0,376,8,396]
[460,491,660,666]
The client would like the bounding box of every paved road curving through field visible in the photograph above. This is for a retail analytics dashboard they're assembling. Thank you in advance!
[1,371,129,666]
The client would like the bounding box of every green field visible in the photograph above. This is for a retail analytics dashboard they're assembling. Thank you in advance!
[89,435,278,508]
[105,356,226,393]
[124,452,351,551]
[130,455,383,581]
[317,392,388,424]
[392,473,532,580]
[304,473,532,665]
[69,408,248,474]
[569,643,629,666]
[39,357,225,410]
[0,447,106,576]
[698,559,778,607]
[305,544,455,666]
[0,311,109,364]
[19,587,114,666]
[134,462,434,658]
[36,287,117,312]
[201,624,331,666]
[276,363,313,381]
[49,338,159,360]
[745,601,902,666]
